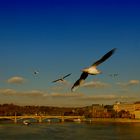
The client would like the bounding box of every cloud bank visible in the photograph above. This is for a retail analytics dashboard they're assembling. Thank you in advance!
[0,88,139,106]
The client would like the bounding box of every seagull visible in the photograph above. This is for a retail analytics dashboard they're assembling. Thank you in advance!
[33,70,39,75]
[71,48,116,91]
[52,73,72,83]
[109,73,118,77]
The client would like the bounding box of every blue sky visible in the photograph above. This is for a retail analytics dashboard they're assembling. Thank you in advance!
[0,0,140,106]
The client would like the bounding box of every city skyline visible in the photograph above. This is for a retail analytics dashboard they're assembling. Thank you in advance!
[0,0,140,106]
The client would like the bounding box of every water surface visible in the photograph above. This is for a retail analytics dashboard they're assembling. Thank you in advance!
[0,122,140,140]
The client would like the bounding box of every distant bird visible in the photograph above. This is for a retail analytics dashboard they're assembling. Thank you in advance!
[71,48,116,91]
[52,73,72,83]
[32,70,40,78]
[109,73,118,77]
[33,70,39,75]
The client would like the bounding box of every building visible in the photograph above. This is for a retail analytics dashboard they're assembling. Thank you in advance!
[133,111,140,119]
[91,104,107,118]
[113,102,135,113]
[113,101,140,119]
[134,102,140,110]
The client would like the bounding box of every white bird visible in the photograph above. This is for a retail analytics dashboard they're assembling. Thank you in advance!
[71,48,116,91]
[23,120,31,125]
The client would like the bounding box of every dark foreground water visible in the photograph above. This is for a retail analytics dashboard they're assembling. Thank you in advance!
[0,122,140,140]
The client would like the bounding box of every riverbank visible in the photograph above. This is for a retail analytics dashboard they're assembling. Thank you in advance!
[87,118,140,123]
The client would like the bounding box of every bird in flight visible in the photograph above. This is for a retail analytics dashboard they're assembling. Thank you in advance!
[71,48,116,92]
[29,68,40,78]
[33,70,39,75]
[32,70,40,77]
[109,73,119,77]
[52,73,72,83]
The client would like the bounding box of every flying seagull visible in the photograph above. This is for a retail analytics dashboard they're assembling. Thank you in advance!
[109,73,118,77]
[71,48,116,91]
[33,70,39,75]
[52,73,72,83]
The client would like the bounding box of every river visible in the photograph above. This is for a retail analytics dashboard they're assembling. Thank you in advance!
[0,122,140,140]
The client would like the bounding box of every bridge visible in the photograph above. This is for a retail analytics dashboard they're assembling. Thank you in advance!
[0,115,85,123]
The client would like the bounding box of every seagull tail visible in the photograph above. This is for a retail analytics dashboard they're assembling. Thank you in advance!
[71,85,79,92]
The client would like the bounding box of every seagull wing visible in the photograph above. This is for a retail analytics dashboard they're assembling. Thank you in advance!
[92,48,116,66]
[52,78,61,83]
[52,73,71,83]
[63,73,72,79]
[71,72,88,92]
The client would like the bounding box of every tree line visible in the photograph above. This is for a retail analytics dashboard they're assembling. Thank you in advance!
[0,103,91,116]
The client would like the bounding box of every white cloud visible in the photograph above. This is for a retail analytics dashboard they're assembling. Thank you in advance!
[21,90,47,97]
[117,80,140,87]
[80,94,117,101]
[50,92,84,98]
[82,81,110,88]
[0,88,139,106]
[0,88,17,95]
[80,94,137,101]
[0,88,46,97]
[7,76,26,84]
[129,80,140,85]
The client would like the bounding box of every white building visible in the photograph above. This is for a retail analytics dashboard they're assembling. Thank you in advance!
[113,101,140,119]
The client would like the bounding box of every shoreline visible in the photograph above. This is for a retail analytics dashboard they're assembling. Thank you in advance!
[87,118,140,123]
[1,118,140,124]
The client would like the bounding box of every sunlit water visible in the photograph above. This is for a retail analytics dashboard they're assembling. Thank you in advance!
[0,122,140,140]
